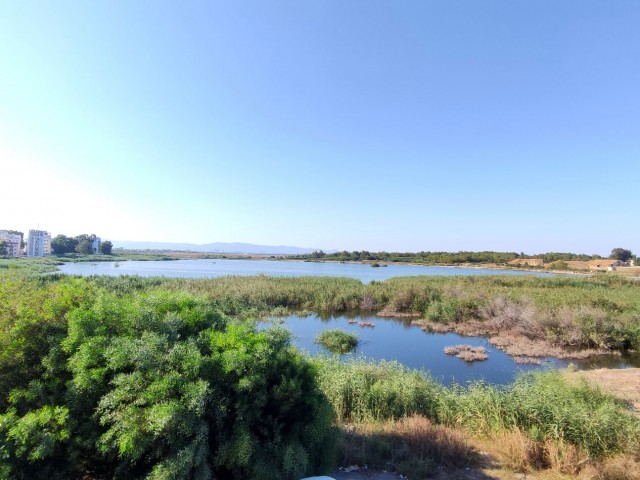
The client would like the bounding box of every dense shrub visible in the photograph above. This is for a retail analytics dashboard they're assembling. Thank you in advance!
[0,286,336,479]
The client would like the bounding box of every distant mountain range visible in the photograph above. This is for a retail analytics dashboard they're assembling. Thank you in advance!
[112,241,335,255]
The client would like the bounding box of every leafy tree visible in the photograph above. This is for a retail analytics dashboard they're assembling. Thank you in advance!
[99,240,112,255]
[0,240,7,257]
[75,240,93,255]
[610,248,633,262]
[51,235,78,254]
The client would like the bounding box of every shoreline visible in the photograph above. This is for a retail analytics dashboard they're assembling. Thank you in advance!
[47,251,635,278]
[410,317,619,361]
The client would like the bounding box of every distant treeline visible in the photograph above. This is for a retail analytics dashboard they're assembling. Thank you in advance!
[297,250,599,264]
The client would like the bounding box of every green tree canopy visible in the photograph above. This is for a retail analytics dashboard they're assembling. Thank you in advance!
[99,240,112,255]
[610,248,633,262]
[51,235,78,254]
[74,239,93,255]
[0,240,7,257]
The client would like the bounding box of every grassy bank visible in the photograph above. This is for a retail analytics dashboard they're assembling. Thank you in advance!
[0,252,179,275]
[315,356,640,477]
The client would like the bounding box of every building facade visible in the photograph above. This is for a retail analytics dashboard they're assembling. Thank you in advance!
[0,231,23,257]
[26,229,52,257]
[92,236,101,254]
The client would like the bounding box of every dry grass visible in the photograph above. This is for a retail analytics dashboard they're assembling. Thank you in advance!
[474,430,640,479]
[415,316,613,360]
[614,267,640,278]
[338,416,481,478]
[483,429,546,472]
[593,454,640,479]
[339,421,640,480]
[488,332,612,359]
[512,356,543,365]
[565,368,640,416]
[444,345,489,362]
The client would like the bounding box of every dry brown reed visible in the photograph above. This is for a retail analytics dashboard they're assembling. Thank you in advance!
[488,333,613,359]
[338,416,479,478]
[594,454,640,480]
[487,429,546,472]
[483,429,594,476]
[444,344,488,362]
[512,356,543,365]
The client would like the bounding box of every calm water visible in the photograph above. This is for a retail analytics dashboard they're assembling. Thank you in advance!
[263,314,640,386]
[58,258,554,282]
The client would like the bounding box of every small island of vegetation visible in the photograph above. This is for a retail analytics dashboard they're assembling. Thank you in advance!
[315,329,358,354]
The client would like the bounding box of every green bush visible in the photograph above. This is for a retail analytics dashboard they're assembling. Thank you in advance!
[315,329,358,354]
[0,287,336,479]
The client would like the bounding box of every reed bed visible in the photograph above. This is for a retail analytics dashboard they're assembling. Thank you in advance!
[314,357,640,461]
[137,274,640,352]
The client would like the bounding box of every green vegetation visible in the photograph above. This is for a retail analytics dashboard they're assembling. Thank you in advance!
[296,250,600,265]
[51,233,101,255]
[99,240,113,254]
[315,329,358,354]
[0,257,64,274]
[135,274,640,352]
[0,274,336,479]
[610,247,634,262]
[315,357,640,458]
[2,270,639,477]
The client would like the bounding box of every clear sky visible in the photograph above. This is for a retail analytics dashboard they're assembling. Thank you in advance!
[1,1,638,255]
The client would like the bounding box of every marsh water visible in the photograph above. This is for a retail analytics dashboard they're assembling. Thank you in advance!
[264,313,640,386]
[58,258,554,282]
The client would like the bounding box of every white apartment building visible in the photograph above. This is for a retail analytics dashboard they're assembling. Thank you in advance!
[0,230,23,257]
[26,229,52,257]
[92,236,101,254]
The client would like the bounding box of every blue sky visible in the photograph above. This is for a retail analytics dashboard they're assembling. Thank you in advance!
[1,1,638,255]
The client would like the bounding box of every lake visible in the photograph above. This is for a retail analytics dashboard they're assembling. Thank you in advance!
[266,313,640,386]
[58,258,554,282]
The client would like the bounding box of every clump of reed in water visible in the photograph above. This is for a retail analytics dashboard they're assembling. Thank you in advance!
[444,344,488,362]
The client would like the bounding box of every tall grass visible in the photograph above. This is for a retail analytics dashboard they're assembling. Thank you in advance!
[146,274,640,351]
[313,357,640,460]
[6,270,640,350]
[314,357,443,422]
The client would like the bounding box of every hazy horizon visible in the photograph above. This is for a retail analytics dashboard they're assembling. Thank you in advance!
[2,2,638,256]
